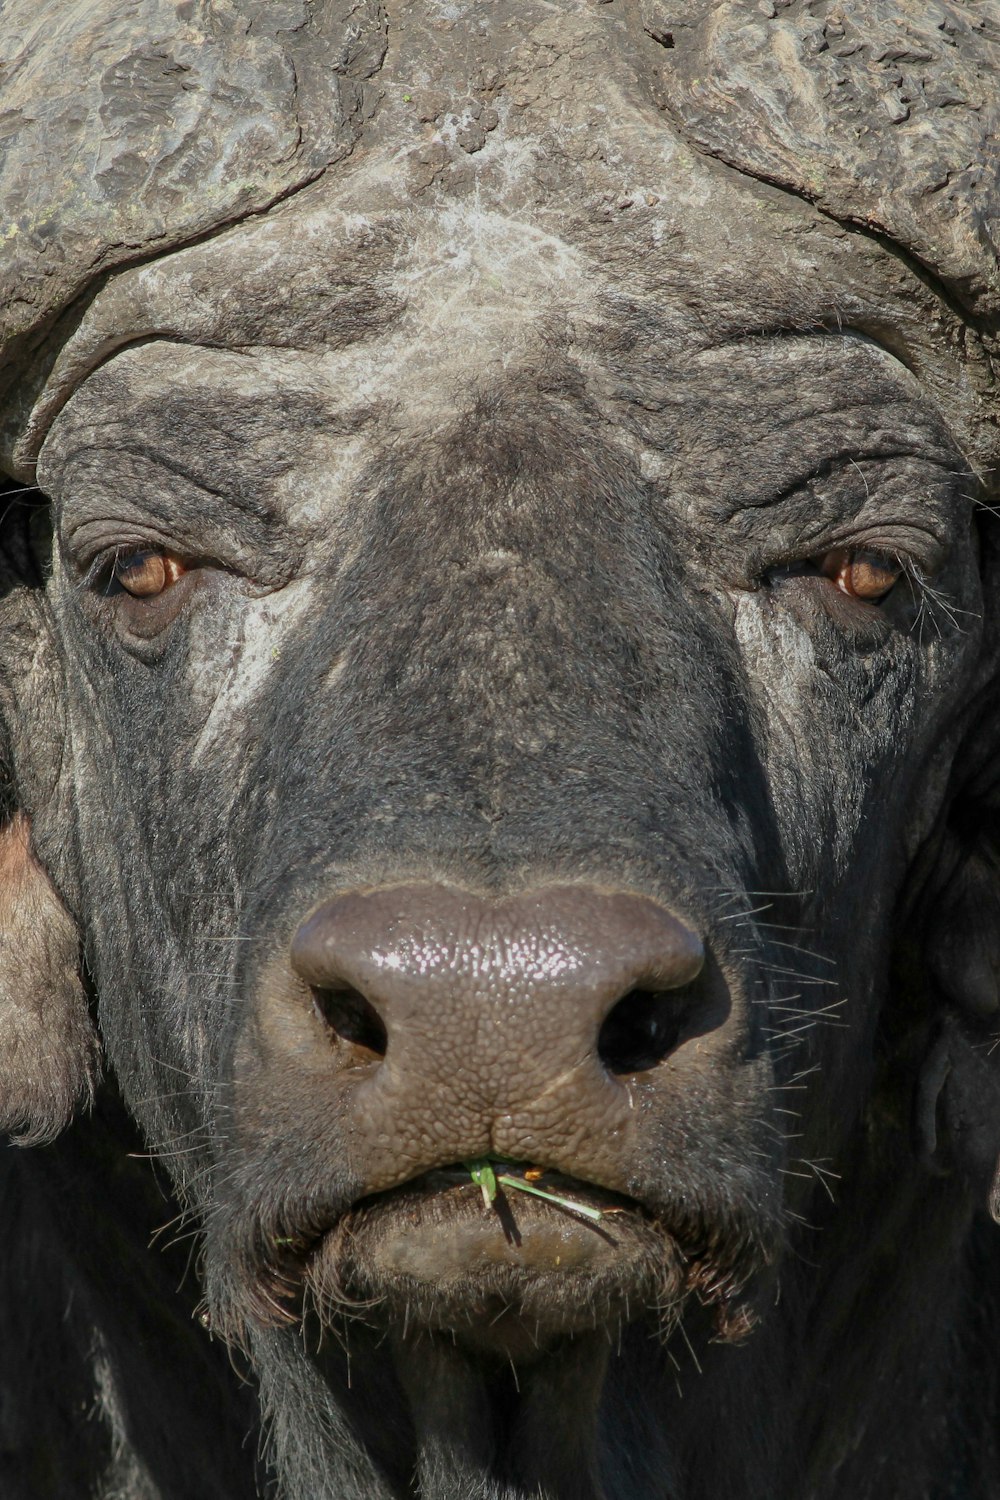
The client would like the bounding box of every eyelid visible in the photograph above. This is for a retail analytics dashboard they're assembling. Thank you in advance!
[82,544,154,591]
[835,526,943,573]
[766,526,946,584]
[69,523,298,593]
[78,535,176,583]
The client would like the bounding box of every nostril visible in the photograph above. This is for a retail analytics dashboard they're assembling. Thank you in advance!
[597,988,689,1075]
[312,986,388,1063]
[291,887,706,1080]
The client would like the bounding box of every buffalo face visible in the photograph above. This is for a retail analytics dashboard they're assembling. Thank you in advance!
[2,5,999,1495]
[21,178,984,1338]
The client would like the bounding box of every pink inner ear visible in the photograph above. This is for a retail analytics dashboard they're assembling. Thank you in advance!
[0,812,99,1147]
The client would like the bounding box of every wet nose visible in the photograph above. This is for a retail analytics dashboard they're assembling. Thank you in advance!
[289,883,705,1082]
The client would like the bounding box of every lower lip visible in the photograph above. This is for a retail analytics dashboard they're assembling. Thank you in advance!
[376,1188,622,1276]
[354,1171,637,1268]
[304,1177,670,1356]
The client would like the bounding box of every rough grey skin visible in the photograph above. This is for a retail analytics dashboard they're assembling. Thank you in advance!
[1,3,1000,1498]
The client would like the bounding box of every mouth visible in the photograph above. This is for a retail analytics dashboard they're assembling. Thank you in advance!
[268,1162,683,1360]
[221,1148,777,1364]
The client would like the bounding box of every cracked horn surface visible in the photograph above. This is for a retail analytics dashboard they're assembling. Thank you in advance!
[1,0,1000,478]
[0,0,388,467]
[649,0,1000,320]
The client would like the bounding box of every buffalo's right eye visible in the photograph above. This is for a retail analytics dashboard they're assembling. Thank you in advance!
[816,548,902,603]
[111,550,187,598]
[88,546,203,645]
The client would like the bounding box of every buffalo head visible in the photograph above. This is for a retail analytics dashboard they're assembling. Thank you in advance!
[2,3,1000,1498]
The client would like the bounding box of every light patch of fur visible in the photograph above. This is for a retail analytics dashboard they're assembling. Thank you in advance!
[91,1338,162,1500]
[289,197,589,452]
[253,1329,395,1500]
[733,594,816,711]
[189,579,318,762]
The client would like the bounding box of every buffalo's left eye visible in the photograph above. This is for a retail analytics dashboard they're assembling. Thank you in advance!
[112,550,187,598]
[816,548,902,603]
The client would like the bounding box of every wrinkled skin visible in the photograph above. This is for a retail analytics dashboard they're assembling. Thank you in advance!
[2,3,1000,1499]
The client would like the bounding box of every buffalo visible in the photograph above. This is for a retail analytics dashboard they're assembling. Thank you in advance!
[2,2,1000,1497]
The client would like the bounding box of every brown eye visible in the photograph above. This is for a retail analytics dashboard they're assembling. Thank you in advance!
[113,551,186,598]
[818,548,902,603]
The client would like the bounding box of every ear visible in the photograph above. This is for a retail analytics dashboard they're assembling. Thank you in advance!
[0,812,99,1145]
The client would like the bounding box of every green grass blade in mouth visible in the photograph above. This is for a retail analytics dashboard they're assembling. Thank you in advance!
[495,1174,605,1223]
[463,1158,605,1223]
[464,1158,499,1208]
